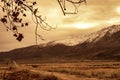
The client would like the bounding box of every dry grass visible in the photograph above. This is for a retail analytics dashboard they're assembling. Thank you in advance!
[4,69,58,80]
[0,68,59,80]
[1,61,120,80]
[27,61,120,80]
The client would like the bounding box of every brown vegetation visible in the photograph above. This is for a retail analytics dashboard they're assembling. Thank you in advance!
[0,69,59,80]
[28,61,120,80]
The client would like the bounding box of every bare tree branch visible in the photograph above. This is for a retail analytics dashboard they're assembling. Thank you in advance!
[58,0,86,15]
[0,0,55,44]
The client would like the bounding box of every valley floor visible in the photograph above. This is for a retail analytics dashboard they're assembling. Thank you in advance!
[0,61,120,80]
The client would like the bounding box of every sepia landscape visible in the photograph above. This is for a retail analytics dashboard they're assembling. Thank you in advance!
[0,0,120,80]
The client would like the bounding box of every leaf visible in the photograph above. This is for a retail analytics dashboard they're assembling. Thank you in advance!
[33,2,36,5]
[12,26,17,30]
[6,3,10,6]
[19,18,22,23]
[34,8,38,15]
[4,15,7,18]
[1,18,7,23]
[25,22,28,26]
[12,12,20,18]
[21,23,24,27]
[2,8,5,12]
[13,34,17,37]
[30,5,33,9]
[18,1,23,6]
[15,6,17,10]
[23,14,26,17]
[16,33,24,42]
[13,17,19,22]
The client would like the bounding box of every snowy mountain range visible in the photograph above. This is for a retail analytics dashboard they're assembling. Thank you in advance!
[0,24,120,62]
[47,24,120,46]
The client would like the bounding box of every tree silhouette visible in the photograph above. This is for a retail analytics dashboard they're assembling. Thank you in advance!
[0,0,86,44]
[0,0,54,44]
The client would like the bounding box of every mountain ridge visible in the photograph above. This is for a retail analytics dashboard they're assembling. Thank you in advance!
[0,24,120,62]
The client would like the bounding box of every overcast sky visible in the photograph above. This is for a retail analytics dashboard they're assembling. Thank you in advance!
[0,0,120,51]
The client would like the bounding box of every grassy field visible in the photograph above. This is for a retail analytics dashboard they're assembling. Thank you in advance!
[27,61,120,80]
[0,61,120,80]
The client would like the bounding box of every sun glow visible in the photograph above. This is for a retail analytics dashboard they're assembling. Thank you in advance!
[116,7,120,14]
[74,23,98,29]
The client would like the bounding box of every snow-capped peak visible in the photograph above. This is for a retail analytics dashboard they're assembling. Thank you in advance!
[87,24,120,42]
[41,24,120,46]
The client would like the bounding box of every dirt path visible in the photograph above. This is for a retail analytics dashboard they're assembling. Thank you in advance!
[30,69,98,80]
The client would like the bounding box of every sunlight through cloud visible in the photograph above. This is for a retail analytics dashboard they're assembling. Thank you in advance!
[116,7,120,14]
[73,23,98,29]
